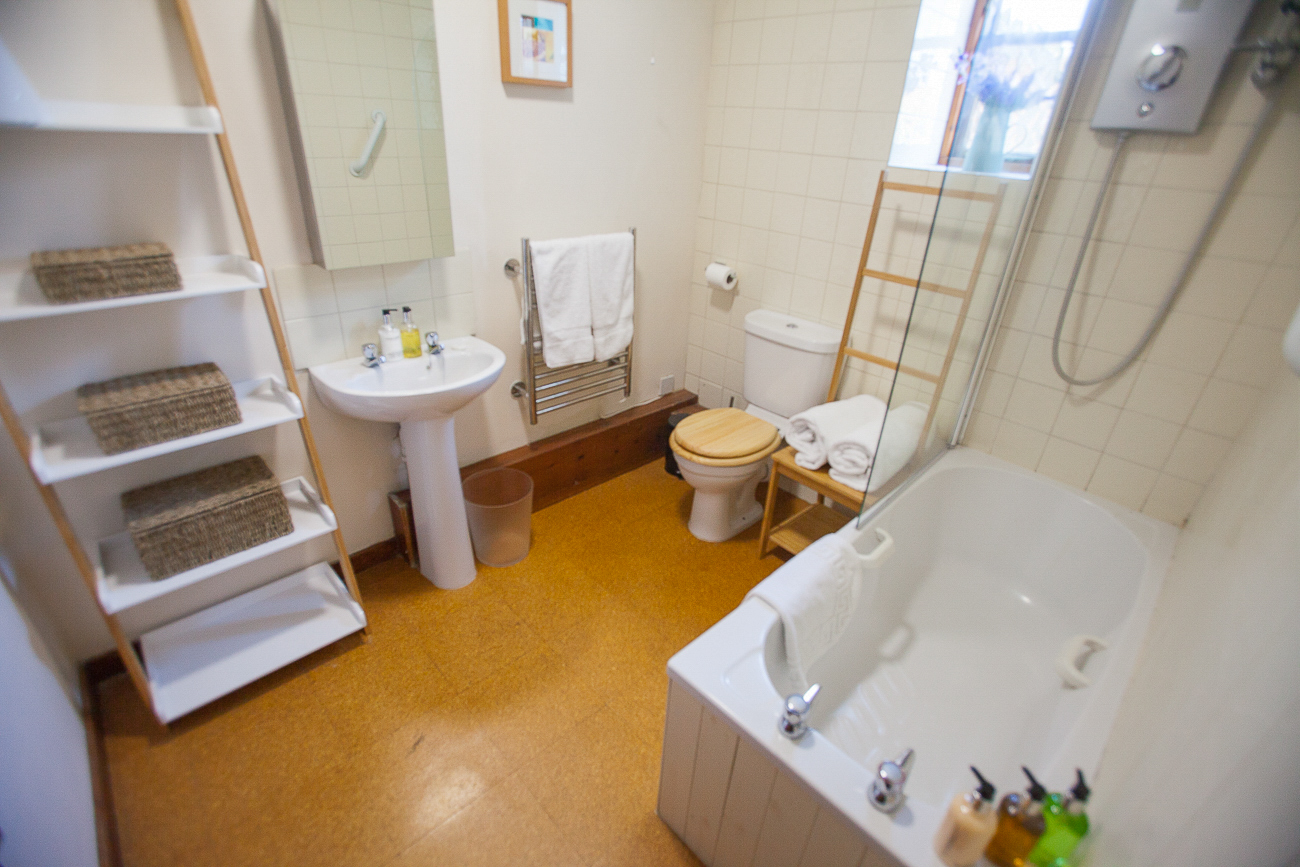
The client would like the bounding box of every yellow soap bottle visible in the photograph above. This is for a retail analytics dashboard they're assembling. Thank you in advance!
[934,766,999,867]
[400,306,421,358]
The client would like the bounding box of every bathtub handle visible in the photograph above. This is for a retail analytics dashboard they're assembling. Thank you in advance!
[1056,634,1108,688]
[859,528,894,567]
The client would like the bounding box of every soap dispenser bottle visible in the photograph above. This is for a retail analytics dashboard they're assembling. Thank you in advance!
[985,767,1048,867]
[378,309,403,361]
[934,766,999,867]
[1028,770,1091,867]
[399,306,421,358]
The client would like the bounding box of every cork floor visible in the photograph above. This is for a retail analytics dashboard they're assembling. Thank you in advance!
[97,461,792,867]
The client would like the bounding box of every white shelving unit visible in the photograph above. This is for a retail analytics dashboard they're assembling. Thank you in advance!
[141,562,365,723]
[0,3,367,725]
[29,377,303,485]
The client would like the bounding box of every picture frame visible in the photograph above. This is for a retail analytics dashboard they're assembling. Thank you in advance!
[497,0,572,88]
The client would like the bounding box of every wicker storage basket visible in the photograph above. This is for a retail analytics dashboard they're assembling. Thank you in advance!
[31,242,181,303]
[122,456,293,581]
[76,363,242,456]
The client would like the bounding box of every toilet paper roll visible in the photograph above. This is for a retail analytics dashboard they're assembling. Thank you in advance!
[705,262,738,292]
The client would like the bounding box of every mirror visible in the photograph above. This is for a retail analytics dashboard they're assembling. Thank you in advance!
[265,0,454,270]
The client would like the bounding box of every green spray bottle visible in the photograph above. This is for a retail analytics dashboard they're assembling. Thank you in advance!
[1028,770,1090,867]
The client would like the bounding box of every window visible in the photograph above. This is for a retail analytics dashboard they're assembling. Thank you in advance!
[889,0,1092,175]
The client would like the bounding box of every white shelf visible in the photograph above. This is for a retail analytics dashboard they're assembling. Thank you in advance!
[140,562,365,723]
[96,477,337,614]
[28,377,303,485]
[1,99,223,134]
[0,38,222,134]
[0,254,265,322]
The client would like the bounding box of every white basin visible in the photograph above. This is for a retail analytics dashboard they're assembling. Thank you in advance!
[309,337,506,590]
[308,337,505,422]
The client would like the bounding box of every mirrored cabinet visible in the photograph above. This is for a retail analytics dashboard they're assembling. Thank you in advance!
[266,0,455,270]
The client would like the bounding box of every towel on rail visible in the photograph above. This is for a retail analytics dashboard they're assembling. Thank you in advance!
[787,394,887,470]
[829,401,928,493]
[588,231,635,361]
[530,232,635,368]
[745,532,865,691]
[530,236,596,367]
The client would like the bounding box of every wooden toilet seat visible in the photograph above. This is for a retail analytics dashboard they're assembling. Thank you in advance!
[670,408,781,467]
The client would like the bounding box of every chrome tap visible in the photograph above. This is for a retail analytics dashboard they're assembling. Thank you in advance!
[361,343,384,368]
[425,331,445,355]
[778,683,821,741]
[869,748,916,813]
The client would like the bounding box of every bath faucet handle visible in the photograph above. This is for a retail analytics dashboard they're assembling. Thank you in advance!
[778,683,821,741]
[869,748,915,813]
[425,331,445,354]
[362,343,384,367]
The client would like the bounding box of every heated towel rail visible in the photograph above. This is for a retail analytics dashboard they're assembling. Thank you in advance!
[505,229,635,424]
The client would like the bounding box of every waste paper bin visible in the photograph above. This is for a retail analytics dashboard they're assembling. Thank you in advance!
[462,467,533,567]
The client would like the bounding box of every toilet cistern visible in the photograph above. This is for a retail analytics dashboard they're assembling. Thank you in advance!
[309,336,505,590]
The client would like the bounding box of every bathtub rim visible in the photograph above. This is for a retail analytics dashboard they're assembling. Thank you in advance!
[664,446,1178,867]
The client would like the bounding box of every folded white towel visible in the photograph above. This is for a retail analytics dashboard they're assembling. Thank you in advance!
[829,401,928,492]
[588,231,635,361]
[531,236,595,367]
[787,395,887,471]
[826,414,887,476]
[745,533,864,691]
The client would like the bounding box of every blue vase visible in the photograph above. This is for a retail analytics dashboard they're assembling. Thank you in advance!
[965,104,1010,174]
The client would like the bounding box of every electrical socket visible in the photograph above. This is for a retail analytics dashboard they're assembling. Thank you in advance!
[659,375,674,396]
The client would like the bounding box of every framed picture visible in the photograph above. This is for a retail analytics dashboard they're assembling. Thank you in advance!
[497,0,572,88]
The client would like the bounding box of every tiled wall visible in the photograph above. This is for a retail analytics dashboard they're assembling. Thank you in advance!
[275,253,475,369]
[964,2,1300,526]
[273,0,454,269]
[688,0,925,409]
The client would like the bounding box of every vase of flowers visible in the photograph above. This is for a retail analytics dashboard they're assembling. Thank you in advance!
[961,57,1042,174]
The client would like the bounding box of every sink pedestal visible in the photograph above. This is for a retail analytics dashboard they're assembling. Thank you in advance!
[401,416,477,589]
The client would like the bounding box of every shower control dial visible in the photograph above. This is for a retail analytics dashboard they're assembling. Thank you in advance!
[1137,44,1187,92]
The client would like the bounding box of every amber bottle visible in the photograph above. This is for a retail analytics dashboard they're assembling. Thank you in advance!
[984,767,1048,867]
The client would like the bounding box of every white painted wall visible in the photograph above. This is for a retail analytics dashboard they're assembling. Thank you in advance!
[1085,366,1300,867]
[0,0,711,659]
[0,575,98,867]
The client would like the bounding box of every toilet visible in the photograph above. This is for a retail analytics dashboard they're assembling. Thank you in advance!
[671,310,840,542]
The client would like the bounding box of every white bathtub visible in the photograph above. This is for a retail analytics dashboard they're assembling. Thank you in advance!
[658,448,1176,867]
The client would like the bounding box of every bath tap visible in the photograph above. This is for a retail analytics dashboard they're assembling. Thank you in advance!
[778,683,821,741]
[425,331,445,355]
[869,748,915,813]
[361,343,385,368]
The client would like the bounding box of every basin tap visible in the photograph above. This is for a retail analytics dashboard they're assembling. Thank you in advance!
[869,748,916,813]
[425,331,445,355]
[778,683,821,741]
[361,343,385,368]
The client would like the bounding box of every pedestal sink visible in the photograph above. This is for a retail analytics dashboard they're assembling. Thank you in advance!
[309,337,505,590]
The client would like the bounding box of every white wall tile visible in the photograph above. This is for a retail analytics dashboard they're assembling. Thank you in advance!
[284,313,347,369]
[1036,437,1100,490]
[1087,455,1157,512]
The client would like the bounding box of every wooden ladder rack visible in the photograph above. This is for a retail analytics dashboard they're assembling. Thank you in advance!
[0,0,366,724]
[758,170,1005,558]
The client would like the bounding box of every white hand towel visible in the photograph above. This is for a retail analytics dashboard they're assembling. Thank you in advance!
[587,232,635,361]
[787,395,887,470]
[828,401,928,493]
[530,236,595,367]
[745,533,864,691]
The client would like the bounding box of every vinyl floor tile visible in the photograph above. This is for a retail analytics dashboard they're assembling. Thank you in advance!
[99,461,787,866]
